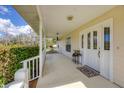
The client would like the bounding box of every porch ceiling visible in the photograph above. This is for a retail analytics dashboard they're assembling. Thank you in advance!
[13,5,39,34]
[40,5,115,38]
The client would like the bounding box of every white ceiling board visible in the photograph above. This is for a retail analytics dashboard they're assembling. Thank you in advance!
[40,5,115,37]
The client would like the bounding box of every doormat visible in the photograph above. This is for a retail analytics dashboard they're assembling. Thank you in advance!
[77,65,100,78]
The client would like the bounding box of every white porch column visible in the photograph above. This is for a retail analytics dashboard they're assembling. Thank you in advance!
[36,5,46,78]
[36,5,43,77]
[39,20,43,77]
[44,30,46,54]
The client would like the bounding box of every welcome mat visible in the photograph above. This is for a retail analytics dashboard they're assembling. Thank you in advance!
[77,65,100,78]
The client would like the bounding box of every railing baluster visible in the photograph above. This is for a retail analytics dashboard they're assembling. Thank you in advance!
[28,61,31,80]
[37,58,40,76]
[23,61,27,70]
[36,58,38,77]
[32,59,34,79]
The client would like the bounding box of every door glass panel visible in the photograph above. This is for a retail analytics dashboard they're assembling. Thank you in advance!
[93,31,97,49]
[104,27,110,50]
[82,35,84,48]
[87,32,91,49]
[66,37,71,52]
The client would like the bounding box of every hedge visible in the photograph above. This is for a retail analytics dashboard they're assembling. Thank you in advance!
[0,45,39,87]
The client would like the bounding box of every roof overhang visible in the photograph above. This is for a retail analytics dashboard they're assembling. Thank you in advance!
[13,5,116,38]
[13,5,39,34]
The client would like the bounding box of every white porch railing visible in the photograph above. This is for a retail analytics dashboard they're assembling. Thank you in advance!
[5,55,40,88]
[21,55,40,81]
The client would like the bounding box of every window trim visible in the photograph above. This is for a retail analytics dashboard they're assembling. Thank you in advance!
[66,37,71,52]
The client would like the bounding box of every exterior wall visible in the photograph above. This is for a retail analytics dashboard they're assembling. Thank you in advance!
[60,6,124,87]
[59,34,73,58]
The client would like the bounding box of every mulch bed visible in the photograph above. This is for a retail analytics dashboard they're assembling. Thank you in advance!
[29,78,38,88]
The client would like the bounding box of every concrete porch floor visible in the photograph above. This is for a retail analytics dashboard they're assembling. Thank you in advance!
[36,53,119,88]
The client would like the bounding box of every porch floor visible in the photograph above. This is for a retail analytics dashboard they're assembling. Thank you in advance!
[36,53,119,88]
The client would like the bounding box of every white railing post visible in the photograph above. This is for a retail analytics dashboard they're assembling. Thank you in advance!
[23,61,27,70]
[22,61,29,88]
[25,69,29,88]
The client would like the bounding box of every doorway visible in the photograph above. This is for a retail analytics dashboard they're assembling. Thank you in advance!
[79,18,113,80]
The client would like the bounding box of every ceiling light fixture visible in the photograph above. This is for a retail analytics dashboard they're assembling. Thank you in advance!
[56,32,59,41]
[67,15,74,21]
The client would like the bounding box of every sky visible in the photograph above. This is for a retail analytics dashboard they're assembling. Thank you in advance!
[0,5,33,37]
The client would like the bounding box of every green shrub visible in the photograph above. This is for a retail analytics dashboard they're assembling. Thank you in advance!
[0,45,39,87]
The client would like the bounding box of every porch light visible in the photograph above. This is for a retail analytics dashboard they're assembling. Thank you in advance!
[56,32,59,41]
[57,37,59,41]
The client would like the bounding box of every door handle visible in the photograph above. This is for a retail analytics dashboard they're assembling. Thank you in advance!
[98,50,100,58]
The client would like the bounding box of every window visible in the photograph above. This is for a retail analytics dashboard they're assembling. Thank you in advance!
[82,35,84,48]
[87,32,91,49]
[93,31,97,49]
[104,27,110,50]
[66,37,71,52]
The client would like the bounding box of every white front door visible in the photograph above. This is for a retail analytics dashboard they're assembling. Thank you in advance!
[80,27,101,71]
[85,28,100,72]
[80,18,113,80]
[100,26,111,79]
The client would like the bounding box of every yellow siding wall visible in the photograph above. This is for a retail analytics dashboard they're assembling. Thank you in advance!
[61,6,124,87]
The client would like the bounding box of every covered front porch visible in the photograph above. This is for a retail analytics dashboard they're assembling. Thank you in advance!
[8,5,124,88]
[36,53,118,88]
